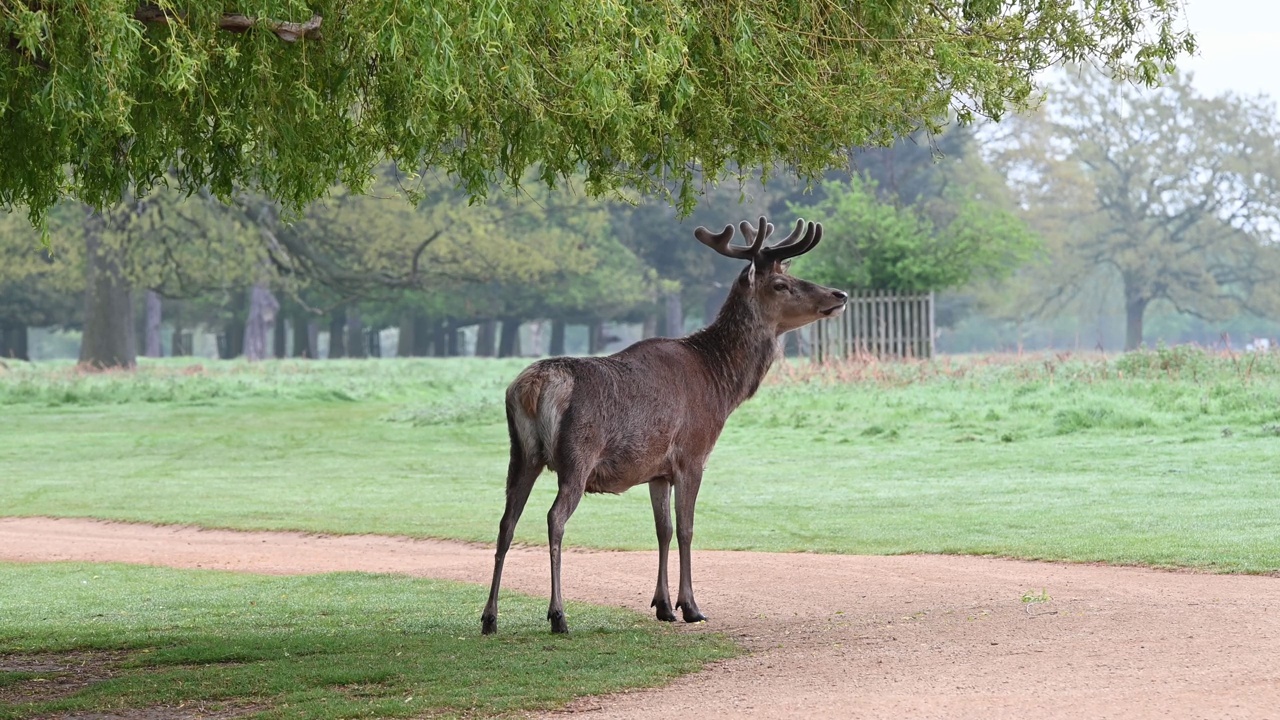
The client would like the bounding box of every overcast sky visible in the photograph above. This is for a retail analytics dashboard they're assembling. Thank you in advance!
[1179,0,1280,104]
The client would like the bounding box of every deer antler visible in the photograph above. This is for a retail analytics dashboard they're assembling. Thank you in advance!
[693,223,763,260]
[760,219,822,264]
[695,216,821,264]
[739,216,774,246]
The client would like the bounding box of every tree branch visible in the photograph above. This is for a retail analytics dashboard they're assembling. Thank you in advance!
[6,5,322,67]
[410,231,442,280]
[133,4,322,43]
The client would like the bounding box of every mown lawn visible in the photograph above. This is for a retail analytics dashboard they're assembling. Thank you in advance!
[0,563,734,719]
[2,348,1278,717]
[3,349,1278,571]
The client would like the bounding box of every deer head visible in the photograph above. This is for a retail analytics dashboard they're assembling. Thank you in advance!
[695,217,847,333]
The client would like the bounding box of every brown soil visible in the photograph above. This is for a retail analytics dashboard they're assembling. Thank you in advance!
[2,517,1278,720]
[0,651,128,706]
[0,649,255,720]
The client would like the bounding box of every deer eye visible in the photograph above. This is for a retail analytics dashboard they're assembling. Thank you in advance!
[772,282,788,292]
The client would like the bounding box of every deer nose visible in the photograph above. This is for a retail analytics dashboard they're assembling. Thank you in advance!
[832,290,849,303]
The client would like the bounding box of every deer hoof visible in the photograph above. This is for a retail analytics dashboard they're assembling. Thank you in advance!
[652,599,676,622]
[548,610,569,634]
[678,603,707,624]
[481,614,498,635]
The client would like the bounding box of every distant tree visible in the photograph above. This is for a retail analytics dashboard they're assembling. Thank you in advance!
[276,172,655,358]
[77,190,263,367]
[259,173,486,359]
[851,124,977,207]
[432,181,652,355]
[788,175,1036,292]
[0,206,83,360]
[2,2,1193,227]
[996,68,1280,350]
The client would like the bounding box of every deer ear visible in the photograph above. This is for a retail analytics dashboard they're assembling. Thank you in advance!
[745,262,757,286]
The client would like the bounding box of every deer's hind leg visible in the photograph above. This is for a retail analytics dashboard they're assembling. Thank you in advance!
[546,459,587,633]
[481,415,544,635]
[649,478,676,622]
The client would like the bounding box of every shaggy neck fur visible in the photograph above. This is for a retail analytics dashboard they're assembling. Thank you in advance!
[680,280,779,411]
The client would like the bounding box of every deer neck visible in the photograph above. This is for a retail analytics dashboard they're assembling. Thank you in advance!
[681,290,779,410]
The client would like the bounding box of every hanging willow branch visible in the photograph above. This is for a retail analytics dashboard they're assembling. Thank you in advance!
[3,4,321,69]
[3,33,46,70]
[132,4,322,42]
[2,0,1196,229]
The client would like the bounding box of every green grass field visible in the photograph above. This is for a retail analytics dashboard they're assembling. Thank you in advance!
[4,348,1279,570]
[2,348,1279,718]
[0,563,734,720]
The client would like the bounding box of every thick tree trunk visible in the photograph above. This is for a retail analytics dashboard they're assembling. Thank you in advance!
[550,319,566,356]
[328,308,347,358]
[642,313,658,340]
[432,318,449,357]
[273,314,288,358]
[1124,295,1148,351]
[664,292,684,337]
[0,322,29,361]
[412,316,432,356]
[446,321,460,357]
[79,220,136,369]
[306,320,319,359]
[291,308,313,356]
[170,318,185,357]
[144,290,163,358]
[397,314,432,357]
[497,318,521,358]
[476,320,497,357]
[397,314,416,357]
[243,284,280,361]
[218,323,244,359]
[291,312,312,358]
[587,321,604,354]
[219,289,246,359]
[346,306,366,358]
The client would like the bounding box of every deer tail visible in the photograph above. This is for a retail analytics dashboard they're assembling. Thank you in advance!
[506,364,572,471]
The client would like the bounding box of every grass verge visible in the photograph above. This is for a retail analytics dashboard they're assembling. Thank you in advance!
[0,563,735,719]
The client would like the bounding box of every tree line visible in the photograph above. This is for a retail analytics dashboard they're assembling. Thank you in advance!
[6,67,1280,363]
[0,140,1025,365]
[2,1,1223,362]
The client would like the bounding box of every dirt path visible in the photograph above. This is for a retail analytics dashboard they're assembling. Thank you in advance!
[2,517,1278,719]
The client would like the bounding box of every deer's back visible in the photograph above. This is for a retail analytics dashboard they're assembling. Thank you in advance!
[508,339,730,492]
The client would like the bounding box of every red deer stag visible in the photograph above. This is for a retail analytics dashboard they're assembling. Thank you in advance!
[481,216,847,634]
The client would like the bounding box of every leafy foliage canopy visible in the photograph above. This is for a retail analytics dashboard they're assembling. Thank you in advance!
[2,1,1194,225]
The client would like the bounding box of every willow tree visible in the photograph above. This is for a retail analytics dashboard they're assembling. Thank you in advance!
[3,1,1195,365]
[3,1,1194,225]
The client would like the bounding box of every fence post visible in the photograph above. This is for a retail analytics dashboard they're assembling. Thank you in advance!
[927,291,935,358]
[905,294,914,359]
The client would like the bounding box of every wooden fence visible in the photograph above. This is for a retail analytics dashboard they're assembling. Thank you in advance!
[808,290,934,361]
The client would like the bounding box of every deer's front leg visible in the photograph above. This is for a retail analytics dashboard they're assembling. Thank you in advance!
[649,479,676,622]
[674,472,706,623]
